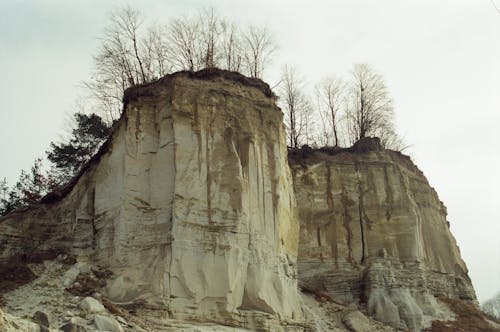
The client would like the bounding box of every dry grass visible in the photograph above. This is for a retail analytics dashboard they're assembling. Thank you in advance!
[428,297,500,332]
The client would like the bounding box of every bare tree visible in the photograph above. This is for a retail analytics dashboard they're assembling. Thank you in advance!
[220,20,242,72]
[279,65,312,148]
[167,8,224,71]
[198,8,220,68]
[315,77,345,146]
[168,16,202,71]
[345,64,397,146]
[242,26,275,78]
[144,24,173,79]
[85,6,278,121]
[86,6,170,121]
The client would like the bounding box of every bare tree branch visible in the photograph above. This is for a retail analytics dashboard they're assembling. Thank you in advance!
[315,77,346,146]
[279,65,312,148]
[343,64,404,150]
[242,26,275,78]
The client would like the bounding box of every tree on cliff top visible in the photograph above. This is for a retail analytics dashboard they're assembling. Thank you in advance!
[85,6,172,121]
[315,76,345,147]
[279,65,313,148]
[86,6,277,121]
[344,64,404,149]
[46,113,111,187]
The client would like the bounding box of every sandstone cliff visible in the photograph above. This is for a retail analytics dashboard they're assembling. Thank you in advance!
[0,70,491,332]
[0,70,304,330]
[290,139,477,331]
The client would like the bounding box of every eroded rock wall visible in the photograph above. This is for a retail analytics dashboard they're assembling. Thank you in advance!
[290,144,476,330]
[0,72,482,331]
[0,70,303,328]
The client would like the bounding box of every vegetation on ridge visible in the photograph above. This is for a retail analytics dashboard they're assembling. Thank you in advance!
[0,114,111,216]
[1,5,406,216]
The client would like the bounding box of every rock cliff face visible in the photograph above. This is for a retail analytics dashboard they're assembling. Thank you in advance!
[290,140,477,331]
[0,70,485,332]
[0,70,303,329]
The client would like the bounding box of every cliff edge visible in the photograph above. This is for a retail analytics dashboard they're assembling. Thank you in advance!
[290,140,478,331]
[0,70,493,332]
[0,70,304,330]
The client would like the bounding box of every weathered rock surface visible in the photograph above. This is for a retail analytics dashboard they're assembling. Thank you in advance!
[342,310,370,332]
[93,314,123,332]
[0,308,44,332]
[79,297,105,314]
[0,70,303,329]
[290,145,476,330]
[32,311,50,328]
[0,70,485,331]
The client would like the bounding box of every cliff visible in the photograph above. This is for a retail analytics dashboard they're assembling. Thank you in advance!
[290,139,477,331]
[0,70,303,330]
[0,70,492,332]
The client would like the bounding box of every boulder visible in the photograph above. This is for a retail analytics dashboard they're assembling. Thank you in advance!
[342,310,370,332]
[79,297,105,313]
[93,315,123,332]
[32,311,49,328]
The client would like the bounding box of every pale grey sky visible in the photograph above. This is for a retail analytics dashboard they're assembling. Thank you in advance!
[0,0,499,303]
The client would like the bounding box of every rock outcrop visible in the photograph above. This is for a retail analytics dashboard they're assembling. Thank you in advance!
[0,70,303,329]
[0,70,485,331]
[290,142,476,331]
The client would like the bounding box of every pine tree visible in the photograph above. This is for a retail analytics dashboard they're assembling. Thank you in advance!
[46,113,111,188]
[0,158,48,216]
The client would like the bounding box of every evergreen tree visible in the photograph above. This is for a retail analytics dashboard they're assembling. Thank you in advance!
[46,113,111,187]
[0,159,48,216]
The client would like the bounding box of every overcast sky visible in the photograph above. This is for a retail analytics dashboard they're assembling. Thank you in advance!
[0,0,499,303]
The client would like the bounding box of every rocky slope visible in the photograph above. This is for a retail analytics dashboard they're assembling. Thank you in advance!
[0,69,493,331]
[290,140,477,331]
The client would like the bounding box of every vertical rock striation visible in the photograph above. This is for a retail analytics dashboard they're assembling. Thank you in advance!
[0,72,483,331]
[0,70,303,328]
[290,139,476,331]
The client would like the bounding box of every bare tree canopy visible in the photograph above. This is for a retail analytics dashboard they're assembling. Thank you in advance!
[279,65,312,148]
[168,16,202,71]
[242,26,275,78]
[220,21,243,72]
[315,77,345,147]
[345,64,399,147]
[86,6,171,121]
[85,6,277,122]
[82,6,404,151]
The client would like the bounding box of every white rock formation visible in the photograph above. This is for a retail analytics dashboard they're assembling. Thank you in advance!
[290,139,476,331]
[93,315,123,332]
[79,297,105,314]
[0,70,303,328]
[0,70,487,332]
